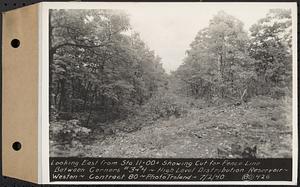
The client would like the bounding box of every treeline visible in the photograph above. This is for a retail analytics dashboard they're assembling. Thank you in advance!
[175,9,292,102]
[49,10,167,124]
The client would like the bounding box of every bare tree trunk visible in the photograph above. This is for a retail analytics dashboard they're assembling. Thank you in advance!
[83,82,91,112]
[240,88,248,103]
[86,86,97,126]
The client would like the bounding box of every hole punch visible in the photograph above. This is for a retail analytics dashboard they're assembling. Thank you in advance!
[11,39,20,48]
[12,142,22,151]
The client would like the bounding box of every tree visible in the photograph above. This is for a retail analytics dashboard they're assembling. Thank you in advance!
[176,11,252,101]
[49,9,167,125]
[249,9,292,97]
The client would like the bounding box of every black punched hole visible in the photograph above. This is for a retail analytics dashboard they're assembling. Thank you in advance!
[13,3,17,6]
[22,3,26,6]
[4,3,8,6]
[11,39,20,48]
[12,142,22,151]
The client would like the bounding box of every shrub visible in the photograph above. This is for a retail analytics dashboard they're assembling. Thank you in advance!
[186,98,208,109]
[141,93,188,120]
[50,120,91,145]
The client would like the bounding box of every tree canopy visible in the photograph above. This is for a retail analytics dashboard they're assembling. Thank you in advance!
[49,9,167,124]
[175,9,292,101]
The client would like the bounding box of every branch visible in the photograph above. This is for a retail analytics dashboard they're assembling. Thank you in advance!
[52,42,111,53]
[50,26,125,54]
[240,88,247,102]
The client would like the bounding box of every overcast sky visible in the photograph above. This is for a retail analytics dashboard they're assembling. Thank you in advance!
[120,3,294,73]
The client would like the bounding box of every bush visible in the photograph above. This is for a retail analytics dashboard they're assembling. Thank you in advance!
[186,98,208,109]
[141,93,188,120]
[50,120,91,145]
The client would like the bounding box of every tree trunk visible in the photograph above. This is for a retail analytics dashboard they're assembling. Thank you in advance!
[71,78,75,112]
[240,88,248,103]
[83,82,91,112]
[85,87,97,126]
[58,79,66,112]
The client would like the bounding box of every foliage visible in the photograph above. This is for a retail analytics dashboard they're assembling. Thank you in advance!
[141,92,188,120]
[175,11,253,100]
[105,92,189,134]
[49,9,167,125]
[49,9,293,159]
[249,9,292,95]
[50,120,91,145]
[175,9,292,101]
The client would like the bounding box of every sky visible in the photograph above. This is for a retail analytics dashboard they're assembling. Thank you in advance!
[119,3,295,73]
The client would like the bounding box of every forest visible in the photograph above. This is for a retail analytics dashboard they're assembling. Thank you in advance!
[49,9,293,158]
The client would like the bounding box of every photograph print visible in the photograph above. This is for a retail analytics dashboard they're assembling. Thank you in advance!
[48,3,296,160]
